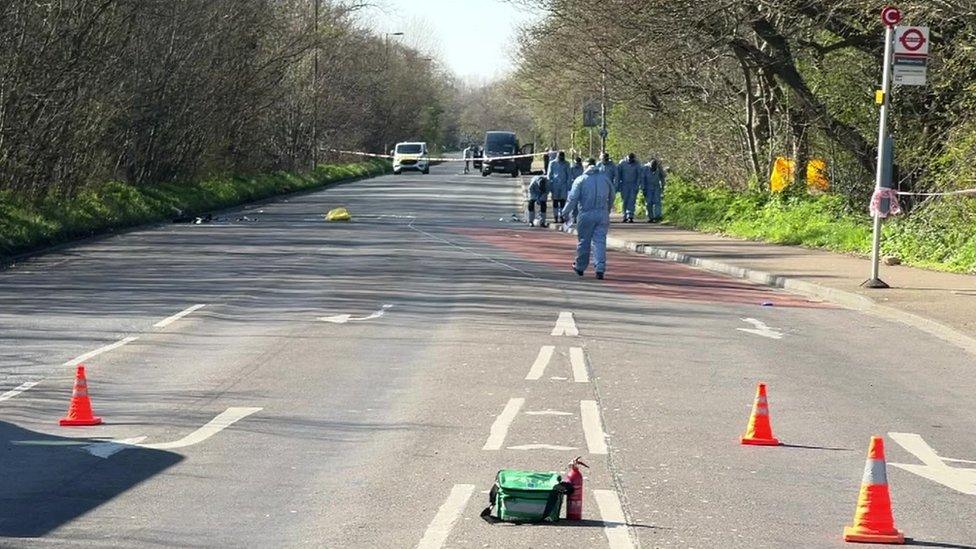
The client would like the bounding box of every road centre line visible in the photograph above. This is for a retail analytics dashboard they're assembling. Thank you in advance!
[415,484,475,549]
[593,490,636,549]
[153,304,207,328]
[570,347,589,382]
[525,346,554,380]
[64,336,139,367]
[483,398,524,451]
[551,311,579,336]
[0,381,40,402]
[581,400,609,455]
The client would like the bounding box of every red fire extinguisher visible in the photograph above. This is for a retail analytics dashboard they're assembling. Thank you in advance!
[566,456,589,520]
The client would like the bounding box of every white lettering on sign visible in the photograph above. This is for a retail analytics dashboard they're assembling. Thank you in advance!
[888,432,976,496]
[894,27,930,56]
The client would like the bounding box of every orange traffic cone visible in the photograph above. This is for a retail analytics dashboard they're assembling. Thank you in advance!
[59,365,103,426]
[740,382,780,445]
[843,436,904,544]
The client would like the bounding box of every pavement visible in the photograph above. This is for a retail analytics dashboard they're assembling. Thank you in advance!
[600,222,976,356]
[0,163,974,548]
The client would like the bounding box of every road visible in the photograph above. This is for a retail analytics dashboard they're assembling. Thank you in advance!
[1,162,975,548]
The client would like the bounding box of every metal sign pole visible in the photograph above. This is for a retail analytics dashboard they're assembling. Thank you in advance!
[866,23,896,289]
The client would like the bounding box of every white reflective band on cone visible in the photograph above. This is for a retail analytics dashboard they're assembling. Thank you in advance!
[862,458,888,485]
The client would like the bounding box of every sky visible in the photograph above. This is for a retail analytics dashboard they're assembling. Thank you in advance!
[361,0,542,82]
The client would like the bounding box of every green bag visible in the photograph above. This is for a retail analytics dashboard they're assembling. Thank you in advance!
[481,470,572,523]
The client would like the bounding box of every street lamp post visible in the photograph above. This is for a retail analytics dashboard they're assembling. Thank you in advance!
[382,32,404,154]
[311,0,320,169]
[600,70,608,153]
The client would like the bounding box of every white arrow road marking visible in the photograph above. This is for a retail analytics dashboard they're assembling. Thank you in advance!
[581,400,608,455]
[889,432,976,495]
[83,437,148,459]
[508,444,578,451]
[593,490,636,549]
[570,347,589,382]
[737,318,783,339]
[416,484,475,549]
[0,381,40,402]
[318,304,393,324]
[483,398,523,451]
[82,407,262,458]
[525,346,554,380]
[552,311,579,336]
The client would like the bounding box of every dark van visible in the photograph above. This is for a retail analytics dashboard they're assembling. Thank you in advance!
[481,131,534,177]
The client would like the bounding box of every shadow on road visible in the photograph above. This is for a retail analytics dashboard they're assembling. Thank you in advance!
[779,442,853,451]
[0,420,182,538]
[907,540,976,549]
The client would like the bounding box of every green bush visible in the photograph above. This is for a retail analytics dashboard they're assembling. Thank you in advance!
[0,160,389,260]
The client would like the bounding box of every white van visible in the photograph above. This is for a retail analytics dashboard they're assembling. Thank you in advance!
[392,142,430,175]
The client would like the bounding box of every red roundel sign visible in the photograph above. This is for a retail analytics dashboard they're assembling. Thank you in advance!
[881,6,902,27]
[899,28,926,51]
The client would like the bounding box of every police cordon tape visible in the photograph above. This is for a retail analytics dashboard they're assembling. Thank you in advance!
[330,149,549,163]
[895,187,976,196]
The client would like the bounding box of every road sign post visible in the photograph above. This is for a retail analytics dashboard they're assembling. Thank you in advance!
[865,10,899,289]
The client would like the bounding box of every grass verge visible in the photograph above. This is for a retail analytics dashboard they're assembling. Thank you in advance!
[623,177,976,274]
[0,160,390,262]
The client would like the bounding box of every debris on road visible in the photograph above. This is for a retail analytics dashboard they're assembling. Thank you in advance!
[326,207,352,221]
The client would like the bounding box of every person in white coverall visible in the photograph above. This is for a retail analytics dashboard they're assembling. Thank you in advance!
[562,158,613,279]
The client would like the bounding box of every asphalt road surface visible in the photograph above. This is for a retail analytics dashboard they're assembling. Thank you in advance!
[1,162,975,548]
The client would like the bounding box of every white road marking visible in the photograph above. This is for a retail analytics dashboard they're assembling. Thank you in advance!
[580,400,608,455]
[525,410,573,416]
[570,347,589,382]
[889,432,976,495]
[552,311,579,336]
[153,304,207,328]
[83,437,148,459]
[0,381,40,402]
[65,336,139,366]
[525,346,554,380]
[737,318,783,339]
[508,444,577,451]
[82,407,262,458]
[318,304,393,324]
[416,484,475,549]
[593,490,636,549]
[483,398,524,451]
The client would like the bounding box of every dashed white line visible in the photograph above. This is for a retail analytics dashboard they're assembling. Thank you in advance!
[416,484,475,549]
[483,398,524,451]
[0,381,41,402]
[552,311,579,336]
[570,347,589,382]
[64,336,139,367]
[580,400,608,455]
[593,490,636,549]
[153,304,207,328]
[525,345,554,380]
